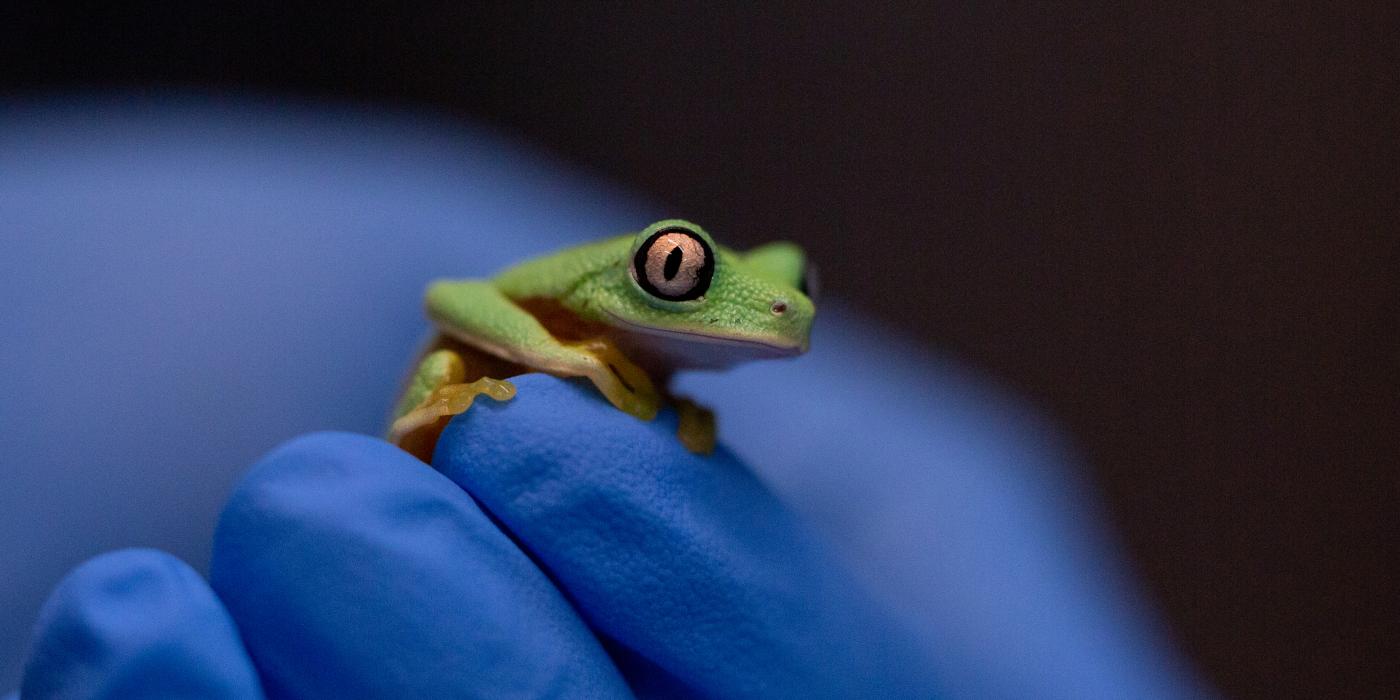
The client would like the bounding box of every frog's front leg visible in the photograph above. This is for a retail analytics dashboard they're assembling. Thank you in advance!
[556,336,662,421]
[427,280,662,421]
[389,349,516,460]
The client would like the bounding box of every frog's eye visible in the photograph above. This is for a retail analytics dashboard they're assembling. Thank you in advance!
[632,227,714,302]
[800,261,820,303]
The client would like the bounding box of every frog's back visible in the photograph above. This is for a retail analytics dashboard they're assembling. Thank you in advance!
[492,234,633,300]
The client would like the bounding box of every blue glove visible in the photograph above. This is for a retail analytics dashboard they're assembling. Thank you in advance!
[4,97,1206,699]
[20,374,937,699]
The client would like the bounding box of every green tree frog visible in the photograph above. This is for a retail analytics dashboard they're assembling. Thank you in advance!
[389,219,816,460]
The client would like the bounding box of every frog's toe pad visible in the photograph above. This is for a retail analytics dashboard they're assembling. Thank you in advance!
[390,378,516,460]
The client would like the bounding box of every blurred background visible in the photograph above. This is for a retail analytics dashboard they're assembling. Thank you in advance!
[1,3,1395,698]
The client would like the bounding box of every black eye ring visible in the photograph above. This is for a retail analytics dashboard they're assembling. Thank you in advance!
[632,227,715,302]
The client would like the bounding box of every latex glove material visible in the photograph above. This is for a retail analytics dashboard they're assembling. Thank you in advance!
[208,423,631,699]
[21,376,935,699]
[434,375,937,697]
[20,550,262,700]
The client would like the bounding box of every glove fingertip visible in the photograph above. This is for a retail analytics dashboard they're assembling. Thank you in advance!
[210,427,631,698]
[22,548,262,700]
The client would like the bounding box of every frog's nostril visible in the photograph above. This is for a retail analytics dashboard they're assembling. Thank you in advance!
[770,300,788,315]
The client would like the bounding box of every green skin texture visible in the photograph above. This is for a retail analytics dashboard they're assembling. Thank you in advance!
[394,219,814,426]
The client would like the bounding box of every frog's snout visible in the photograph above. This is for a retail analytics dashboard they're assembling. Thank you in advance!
[766,294,814,354]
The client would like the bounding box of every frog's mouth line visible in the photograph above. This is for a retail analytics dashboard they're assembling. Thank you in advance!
[603,311,805,355]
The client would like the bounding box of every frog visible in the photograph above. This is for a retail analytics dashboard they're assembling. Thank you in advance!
[388,218,817,461]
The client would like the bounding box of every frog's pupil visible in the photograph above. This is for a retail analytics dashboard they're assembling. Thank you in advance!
[663,246,683,280]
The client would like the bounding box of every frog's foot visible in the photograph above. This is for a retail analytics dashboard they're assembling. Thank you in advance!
[389,378,516,461]
[564,337,661,421]
[672,396,717,455]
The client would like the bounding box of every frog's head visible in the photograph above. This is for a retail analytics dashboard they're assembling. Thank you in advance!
[591,219,816,370]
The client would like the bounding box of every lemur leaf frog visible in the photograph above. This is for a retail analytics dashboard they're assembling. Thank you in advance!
[389,219,816,460]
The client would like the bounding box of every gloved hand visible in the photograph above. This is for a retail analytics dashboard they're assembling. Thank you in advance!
[18,374,937,699]
[4,98,1205,700]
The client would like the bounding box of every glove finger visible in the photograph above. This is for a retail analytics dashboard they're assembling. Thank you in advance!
[434,374,939,698]
[21,548,263,700]
[209,432,630,699]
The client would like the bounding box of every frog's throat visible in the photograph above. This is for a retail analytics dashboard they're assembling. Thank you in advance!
[602,310,804,355]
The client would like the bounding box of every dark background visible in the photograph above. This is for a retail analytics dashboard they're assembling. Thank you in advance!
[3,3,1395,698]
